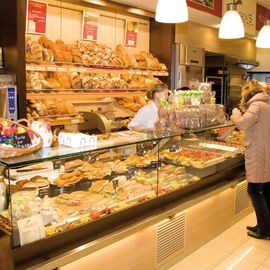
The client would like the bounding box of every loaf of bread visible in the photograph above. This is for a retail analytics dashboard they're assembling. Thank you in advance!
[69,72,82,89]
[27,100,48,117]
[46,78,61,89]
[71,47,82,63]
[43,100,58,115]
[26,72,43,90]
[42,48,54,62]
[26,36,43,61]
[38,36,54,49]
[63,51,73,63]
[53,72,71,89]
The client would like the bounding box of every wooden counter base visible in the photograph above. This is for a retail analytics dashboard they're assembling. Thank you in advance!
[59,181,251,270]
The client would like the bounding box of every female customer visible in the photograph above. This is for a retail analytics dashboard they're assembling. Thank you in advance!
[231,80,270,239]
[128,83,168,132]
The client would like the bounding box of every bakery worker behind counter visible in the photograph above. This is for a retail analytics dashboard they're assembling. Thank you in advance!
[128,83,169,132]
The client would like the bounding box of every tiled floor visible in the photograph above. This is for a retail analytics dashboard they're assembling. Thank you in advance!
[169,212,270,270]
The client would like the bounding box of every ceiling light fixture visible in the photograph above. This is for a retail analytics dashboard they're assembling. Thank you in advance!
[219,0,244,39]
[155,0,189,23]
[256,19,270,48]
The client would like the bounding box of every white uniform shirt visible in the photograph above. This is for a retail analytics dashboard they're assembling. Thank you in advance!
[128,101,158,130]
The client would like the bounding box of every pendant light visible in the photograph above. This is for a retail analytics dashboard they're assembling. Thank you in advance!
[155,0,188,23]
[219,0,244,39]
[256,20,270,48]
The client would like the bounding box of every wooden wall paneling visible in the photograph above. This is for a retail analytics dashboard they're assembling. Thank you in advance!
[17,0,27,119]
[1,0,27,118]
[38,2,150,52]
[175,21,256,61]
[61,226,156,270]
[150,21,175,88]
[185,188,235,249]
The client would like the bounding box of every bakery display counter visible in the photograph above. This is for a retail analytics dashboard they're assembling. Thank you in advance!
[0,124,246,270]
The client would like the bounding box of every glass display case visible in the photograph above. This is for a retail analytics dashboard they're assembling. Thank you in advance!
[0,124,245,250]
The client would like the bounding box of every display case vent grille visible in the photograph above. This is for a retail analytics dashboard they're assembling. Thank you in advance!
[156,212,186,265]
[234,180,249,215]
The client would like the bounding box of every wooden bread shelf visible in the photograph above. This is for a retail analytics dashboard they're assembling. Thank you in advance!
[26,88,148,92]
[26,63,169,77]
[27,92,146,100]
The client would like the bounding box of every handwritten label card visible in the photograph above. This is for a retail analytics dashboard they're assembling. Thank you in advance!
[13,133,32,148]
[17,214,45,246]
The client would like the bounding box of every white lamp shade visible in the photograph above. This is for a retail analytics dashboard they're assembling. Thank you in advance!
[219,10,245,39]
[256,25,270,48]
[155,0,188,23]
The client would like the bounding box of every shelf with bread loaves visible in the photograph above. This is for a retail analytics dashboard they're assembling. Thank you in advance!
[0,123,245,270]
[26,36,168,127]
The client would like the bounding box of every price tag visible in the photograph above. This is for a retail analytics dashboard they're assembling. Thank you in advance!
[112,179,118,190]
[17,214,45,246]
[78,68,87,73]
[57,67,67,72]
[83,153,99,162]
[69,68,78,73]
[47,66,57,72]
[142,71,148,75]
[126,171,133,180]
[38,187,49,198]
[37,66,46,71]
[136,70,142,75]
[126,166,137,180]
[13,133,32,148]
[26,65,36,71]
[169,144,180,152]
[152,71,158,76]
[53,159,65,170]
[128,70,134,74]
[150,161,159,168]
[71,119,80,124]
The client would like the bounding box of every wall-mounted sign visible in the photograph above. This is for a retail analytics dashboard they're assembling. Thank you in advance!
[256,4,270,31]
[223,0,256,36]
[7,86,17,121]
[81,12,99,41]
[26,0,48,35]
[187,0,222,17]
[124,20,139,47]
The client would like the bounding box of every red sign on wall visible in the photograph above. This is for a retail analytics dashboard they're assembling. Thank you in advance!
[81,12,99,41]
[187,0,222,17]
[256,4,270,31]
[124,21,139,47]
[26,0,48,35]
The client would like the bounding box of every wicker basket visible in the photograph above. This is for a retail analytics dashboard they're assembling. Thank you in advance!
[0,118,43,158]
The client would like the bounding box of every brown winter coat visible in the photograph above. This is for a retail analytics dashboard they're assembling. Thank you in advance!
[231,93,270,183]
